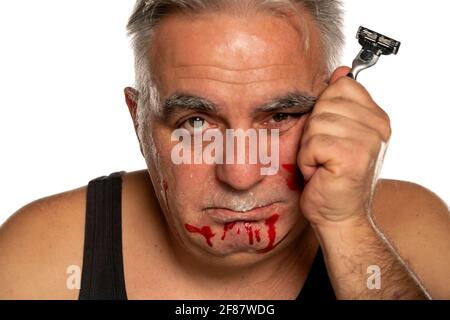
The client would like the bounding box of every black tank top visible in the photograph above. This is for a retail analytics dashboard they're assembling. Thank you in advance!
[78,172,336,300]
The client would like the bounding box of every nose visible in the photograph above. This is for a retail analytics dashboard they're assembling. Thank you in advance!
[216,162,264,191]
[215,133,265,190]
[214,122,284,190]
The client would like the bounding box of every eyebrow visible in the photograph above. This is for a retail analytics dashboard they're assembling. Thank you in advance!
[257,92,317,113]
[160,91,317,120]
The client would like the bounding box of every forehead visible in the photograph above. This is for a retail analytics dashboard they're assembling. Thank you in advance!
[150,10,324,103]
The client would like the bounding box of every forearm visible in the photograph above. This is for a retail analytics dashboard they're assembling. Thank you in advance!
[311,215,428,300]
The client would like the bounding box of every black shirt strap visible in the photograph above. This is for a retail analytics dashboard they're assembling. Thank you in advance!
[79,171,127,300]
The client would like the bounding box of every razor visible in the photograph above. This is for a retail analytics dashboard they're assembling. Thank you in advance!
[348,26,401,80]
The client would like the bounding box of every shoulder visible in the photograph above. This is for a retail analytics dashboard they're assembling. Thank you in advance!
[373,179,447,215]
[372,179,448,232]
[0,170,161,300]
[372,179,450,299]
[0,185,87,299]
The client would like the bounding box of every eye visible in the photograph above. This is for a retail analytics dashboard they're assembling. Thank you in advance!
[179,116,212,133]
[270,113,290,123]
[266,113,303,125]
[263,113,304,130]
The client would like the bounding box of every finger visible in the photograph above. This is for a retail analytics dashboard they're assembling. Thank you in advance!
[329,66,352,84]
[298,134,348,181]
[322,73,375,108]
[299,134,374,181]
[310,99,392,142]
[302,112,384,146]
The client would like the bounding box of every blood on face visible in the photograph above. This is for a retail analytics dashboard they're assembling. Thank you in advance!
[184,224,216,247]
[221,222,236,240]
[184,214,280,253]
[282,164,304,191]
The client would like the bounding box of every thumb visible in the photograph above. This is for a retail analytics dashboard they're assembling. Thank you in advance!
[329,66,352,84]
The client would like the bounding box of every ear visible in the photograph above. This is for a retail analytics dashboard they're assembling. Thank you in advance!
[124,87,145,157]
[124,87,139,128]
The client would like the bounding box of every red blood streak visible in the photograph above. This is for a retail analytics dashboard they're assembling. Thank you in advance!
[236,228,240,235]
[282,164,304,191]
[255,229,261,242]
[161,180,184,245]
[257,214,279,253]
[162,180,171,214]
[221,222,236,240]
[185,224,215,247]
[244,222,254,245]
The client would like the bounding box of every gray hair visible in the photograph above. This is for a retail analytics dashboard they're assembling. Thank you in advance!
[126,0,344,150]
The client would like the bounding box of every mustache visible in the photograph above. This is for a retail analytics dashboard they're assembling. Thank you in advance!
[203,191,285,212]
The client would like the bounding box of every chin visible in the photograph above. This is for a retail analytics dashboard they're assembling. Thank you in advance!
[183,214,304,260]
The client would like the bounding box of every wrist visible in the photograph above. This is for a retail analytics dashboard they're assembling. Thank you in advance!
[310,213,373,249]
[311,212,369,231]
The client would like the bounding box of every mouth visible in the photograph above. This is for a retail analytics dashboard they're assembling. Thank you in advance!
[204,202,280,223]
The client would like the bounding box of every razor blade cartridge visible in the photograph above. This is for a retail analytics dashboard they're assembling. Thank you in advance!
[348,26,401,80]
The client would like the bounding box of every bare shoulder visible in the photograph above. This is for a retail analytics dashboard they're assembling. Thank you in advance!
[0,183,88,299]
[0,169,166,300]
[372,179,450,299]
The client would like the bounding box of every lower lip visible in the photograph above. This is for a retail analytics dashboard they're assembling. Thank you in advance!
[205,203,278,223]
[186,213,281,253]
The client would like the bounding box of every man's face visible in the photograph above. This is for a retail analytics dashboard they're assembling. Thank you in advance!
[143,10,327,264]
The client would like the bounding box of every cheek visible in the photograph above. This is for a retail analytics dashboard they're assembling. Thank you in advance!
[172,164,214,189]
[279,117,307,157]
[278,117,308,191]
[160,163,215,216]
[281,164,304,192]
[144,129,172,183]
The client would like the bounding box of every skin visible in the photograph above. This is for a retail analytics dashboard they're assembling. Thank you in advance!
[1,10,449,300]
[138,12,323,266]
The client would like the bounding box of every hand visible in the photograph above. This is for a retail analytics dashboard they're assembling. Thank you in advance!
[298,66,391,227]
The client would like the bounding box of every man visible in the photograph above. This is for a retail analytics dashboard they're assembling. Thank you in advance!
[1,0,449,300]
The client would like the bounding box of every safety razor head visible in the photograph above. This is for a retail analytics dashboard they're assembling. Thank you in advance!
[357,26,401,55]
[348,26,401,80]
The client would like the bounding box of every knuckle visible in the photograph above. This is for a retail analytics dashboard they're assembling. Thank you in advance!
[312,99,327,112]
[334,76,353,90]
[334,77,364,97]
[383,114,392,138]
[363,103,391,142]
[330,96,351,104]
[382,122,392,141]
[309,112,342,125]
[375,104,390,120]
[314,97,352,113]
[375,110,392,140]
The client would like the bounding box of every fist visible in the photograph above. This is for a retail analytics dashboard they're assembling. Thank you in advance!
[298,66,391,226]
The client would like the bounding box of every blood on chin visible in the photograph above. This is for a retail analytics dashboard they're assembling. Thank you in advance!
[184,213,280,254]
[166,162,303,254]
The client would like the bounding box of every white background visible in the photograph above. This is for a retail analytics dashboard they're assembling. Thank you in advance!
[0,0,449,226]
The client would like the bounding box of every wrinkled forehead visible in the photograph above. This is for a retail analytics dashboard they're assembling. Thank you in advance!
[149,10,325,90]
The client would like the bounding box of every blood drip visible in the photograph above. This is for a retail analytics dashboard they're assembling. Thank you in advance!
[185,224,215,247]
[244,222,254,245]
[257,214,279,253]
[236,228,240,235]
[221,222,236,240]
[282,164,304,191]
[255,229,261,242]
